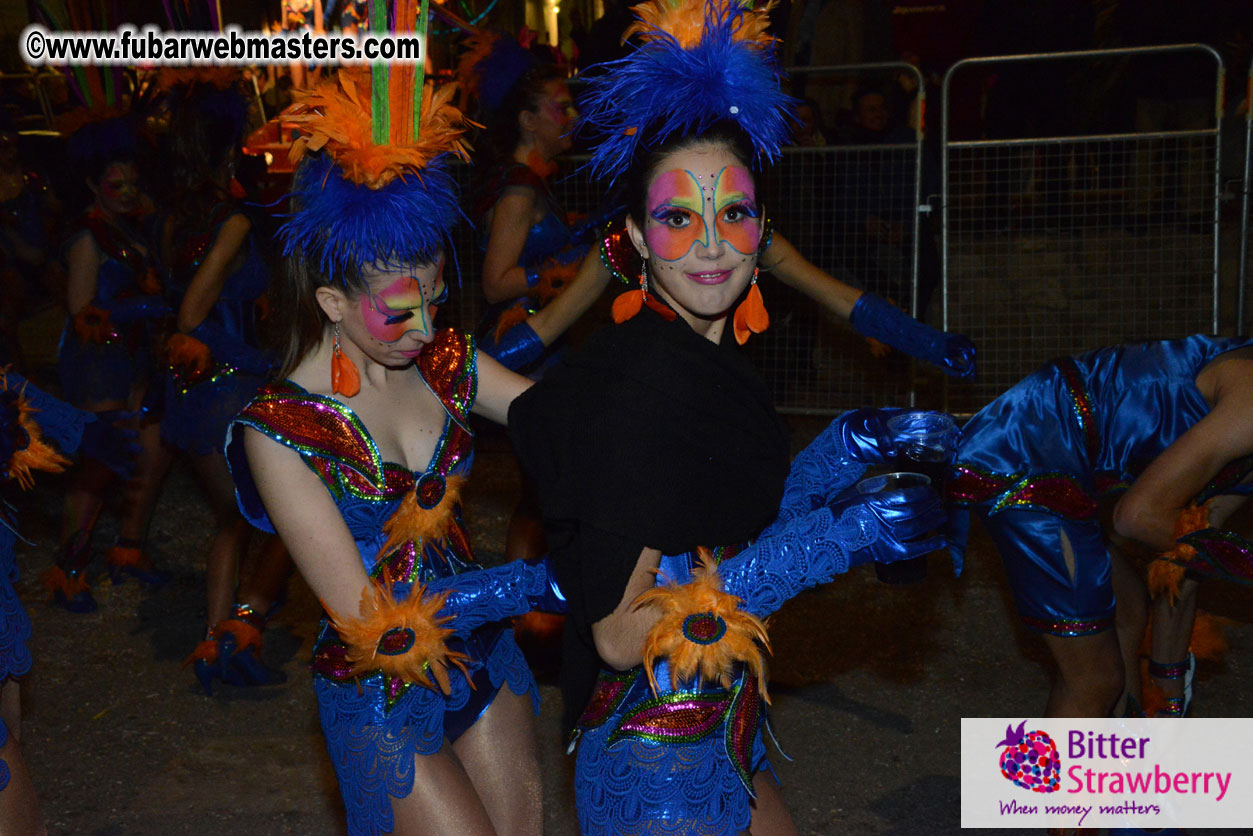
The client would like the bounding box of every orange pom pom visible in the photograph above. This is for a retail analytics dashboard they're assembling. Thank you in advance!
[377,475,467,561]
[634,549,772,701]
[493,304,531,344]
[325,579,469,695]
[2,373,72,489]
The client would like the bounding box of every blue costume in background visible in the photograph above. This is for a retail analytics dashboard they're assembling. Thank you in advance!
[474,163,589,375]
[0,370,88,790]
[162,205,272,455]
[57,210,167,407]
[226,329,538,836]
[950,336,1253,636]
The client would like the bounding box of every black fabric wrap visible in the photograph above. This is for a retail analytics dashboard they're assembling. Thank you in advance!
[507,306,789,731]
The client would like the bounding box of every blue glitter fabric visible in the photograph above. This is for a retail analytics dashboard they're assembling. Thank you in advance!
[162,208,273,455]
[225,331,538,836]
[57,219,163,407]
[0,372,88,788]
[573,551,771,836]
[951,336,1253,635]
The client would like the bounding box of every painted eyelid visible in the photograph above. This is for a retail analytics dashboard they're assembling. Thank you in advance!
[383,311,415,325]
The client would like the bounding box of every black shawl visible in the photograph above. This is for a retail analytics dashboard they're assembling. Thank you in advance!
[507,306,789,730]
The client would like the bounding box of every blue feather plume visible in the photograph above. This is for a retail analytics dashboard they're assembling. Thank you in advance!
[578,3,796,182]
[280,152,463,282]
[473,34,538,116]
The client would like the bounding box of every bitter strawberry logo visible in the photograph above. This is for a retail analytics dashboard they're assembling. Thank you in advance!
[996,720,1061,793]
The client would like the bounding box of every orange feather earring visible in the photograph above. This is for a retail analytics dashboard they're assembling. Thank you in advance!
[331,323,361,397]
[732,268,768,345]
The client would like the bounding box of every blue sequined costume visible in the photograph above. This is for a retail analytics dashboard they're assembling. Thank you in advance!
[0,370,88,790]
[57,211,164,406]
[162,205,272,455]
[225,329,537,836]
[571,548,772,836]
[950,336,1253,636]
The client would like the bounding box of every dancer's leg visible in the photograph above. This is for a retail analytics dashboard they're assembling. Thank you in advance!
[0,681,44,836]
[450,688,542,836]
[1110,547,1150,710]
[188,451,253,625]
[387,746,498,836]
[111,417,172,572]
[747,771,797,836]
[1148,578,1199,710]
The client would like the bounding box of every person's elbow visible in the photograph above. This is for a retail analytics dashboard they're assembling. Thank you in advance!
[592,622,643,671]
[1112,494,1156,544]
[481,269,515,305]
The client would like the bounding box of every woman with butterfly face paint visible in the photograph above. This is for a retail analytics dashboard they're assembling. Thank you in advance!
[224,71,568,836]
[507,3,948,833]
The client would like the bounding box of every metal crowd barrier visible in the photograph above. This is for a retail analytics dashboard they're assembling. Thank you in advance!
[941,44,1225,416]
[441,63,930,416]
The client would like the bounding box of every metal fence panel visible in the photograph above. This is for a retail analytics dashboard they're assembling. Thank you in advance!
[942,45,1224,416]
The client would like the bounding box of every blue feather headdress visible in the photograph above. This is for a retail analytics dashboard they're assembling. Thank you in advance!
[279,70,475,282]
[456,30,540,116]
[579,0,796,182]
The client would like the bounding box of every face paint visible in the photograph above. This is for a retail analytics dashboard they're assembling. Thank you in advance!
[359,273,447,344]
[643,164,760,262]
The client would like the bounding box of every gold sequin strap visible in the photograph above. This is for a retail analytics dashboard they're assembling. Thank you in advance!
[418,329,477,432]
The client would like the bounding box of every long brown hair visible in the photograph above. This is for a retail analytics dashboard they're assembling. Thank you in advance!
[269,253,369,378]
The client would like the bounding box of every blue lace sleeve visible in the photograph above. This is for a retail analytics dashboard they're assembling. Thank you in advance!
[719,505,878,618]
[425,557,566,633]
[777,418,866,525]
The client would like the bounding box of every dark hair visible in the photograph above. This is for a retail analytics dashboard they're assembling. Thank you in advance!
[623,120,759,229]
[478,64,569,166]
[164,85,247,225]
[270,248,440,378]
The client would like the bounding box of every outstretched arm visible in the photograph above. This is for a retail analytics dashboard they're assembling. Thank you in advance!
[760,232,862,321]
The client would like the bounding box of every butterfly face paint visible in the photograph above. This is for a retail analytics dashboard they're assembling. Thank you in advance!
[643,164,761,262]
[359,271,448,345]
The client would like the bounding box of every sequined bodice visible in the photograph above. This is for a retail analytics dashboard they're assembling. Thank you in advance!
[520,209,572,268]
[228,329,481,585]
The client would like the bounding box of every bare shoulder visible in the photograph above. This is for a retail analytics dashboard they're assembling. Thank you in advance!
[1197,346,1253,405]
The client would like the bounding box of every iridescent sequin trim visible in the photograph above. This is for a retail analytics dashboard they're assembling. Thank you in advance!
[1148,658,1190,679]
[1054,356,1100,462]
[418,329,477,432]
[1020,613,1114,637]
[608,691,731,747]
[1196,453,1253,505]
[578,669,640,731]
[948,466,1098,520]
[724,673,763,795]
[1176,528,1253,585]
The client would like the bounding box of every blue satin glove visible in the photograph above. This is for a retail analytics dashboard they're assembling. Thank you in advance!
[849,292,976,380]
[424,556,567,634]
[104,294,171,325]
[719,485,946,619]
[80,409,141,478]
[829,485,947,565]
[479,321,545,371]
[189,320,273,377]
[777,408,908,525]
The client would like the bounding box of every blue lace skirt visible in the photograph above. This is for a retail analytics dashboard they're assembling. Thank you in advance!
[314,624,538,836]
[0,525,33,684]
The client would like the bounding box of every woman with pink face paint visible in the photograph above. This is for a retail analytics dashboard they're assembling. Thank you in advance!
[45,117,172,613]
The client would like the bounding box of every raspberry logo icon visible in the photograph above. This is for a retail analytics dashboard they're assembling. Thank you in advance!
[995,720,1060,793]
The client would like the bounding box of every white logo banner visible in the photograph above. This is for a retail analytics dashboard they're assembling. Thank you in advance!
[961,718,1251,829]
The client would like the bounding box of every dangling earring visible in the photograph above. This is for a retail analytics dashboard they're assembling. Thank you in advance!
[611,267,648,324]
[732,267,769,345]
[613,266,677,324]
[330,322,361,397]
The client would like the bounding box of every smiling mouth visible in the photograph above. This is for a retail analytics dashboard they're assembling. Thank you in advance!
[686,270,732,285]
[396,347,424,359]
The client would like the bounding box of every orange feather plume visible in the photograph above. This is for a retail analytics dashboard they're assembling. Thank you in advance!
[624,0,776,50]
[166,333,213,382]
[2,375,72,489]
[377,475,467,561]
[493,304,531,344]
[287,70,477,189]
[325,578,469,694]
[634,548,772,701]
[1148,504,1211,603]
